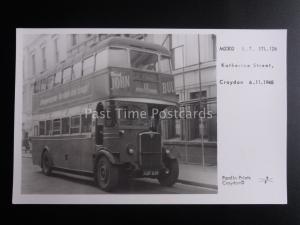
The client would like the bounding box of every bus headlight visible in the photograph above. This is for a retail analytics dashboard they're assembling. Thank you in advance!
[165,149,170,154]
[128,148,134,155]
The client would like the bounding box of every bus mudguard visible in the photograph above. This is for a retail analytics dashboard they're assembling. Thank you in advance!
[94,148,117,166]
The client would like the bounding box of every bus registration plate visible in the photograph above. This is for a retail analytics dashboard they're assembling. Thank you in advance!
[143,170,159,176]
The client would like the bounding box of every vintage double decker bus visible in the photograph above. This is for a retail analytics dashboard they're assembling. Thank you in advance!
[31,37,179,191]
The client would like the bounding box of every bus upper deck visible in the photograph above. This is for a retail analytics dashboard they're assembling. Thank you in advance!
[32,37,176,115]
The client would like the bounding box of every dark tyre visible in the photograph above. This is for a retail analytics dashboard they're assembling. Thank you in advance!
[42,151,52,176]
[96,156,119,191]
[158,159,179,187]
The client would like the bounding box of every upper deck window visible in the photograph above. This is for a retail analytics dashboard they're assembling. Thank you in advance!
[83,56,95,76]
[40,79,47,91]
[72,61,82,80]
[47,75,54,89]
[96,49,108,71]
[160,55,172,74]
[130,50,158,72]
[108,47,128,67]
[54,71,62,86]
[62,67,72,83]
[34,80,41,93]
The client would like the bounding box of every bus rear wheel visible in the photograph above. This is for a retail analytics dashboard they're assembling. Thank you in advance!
[158,159,179,187]
[41,151,52,176]
[96,156,119,192]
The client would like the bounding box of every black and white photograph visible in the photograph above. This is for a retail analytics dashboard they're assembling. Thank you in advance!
[20,32,217,195]
[13,29,287,204]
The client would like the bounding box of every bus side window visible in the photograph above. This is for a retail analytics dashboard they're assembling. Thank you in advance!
[61,117,70,134]
[39,121,45,136]
[52,119,61,135]
[81,114,92,133]
[34,125,39,136]
[70,115,80,134]
[45,120,52,135]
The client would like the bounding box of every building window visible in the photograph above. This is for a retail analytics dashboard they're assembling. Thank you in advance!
[72,61,82,80]
[54,71,62,86]
[82,56,95,76]
[52,119,61,135]
[70,115,80,134]
[81,114,92,133]
[190,90,207,100]
[54,38,59,63]
[31,54,36,75]
[61,117,70,134]
[45,120,52,135]
[41,46,47,70]
[171,47,184,70]
[62,67,72,83]
[71,34,77,46]
[39,121,45,135]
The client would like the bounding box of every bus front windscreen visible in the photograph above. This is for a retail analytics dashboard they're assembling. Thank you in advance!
[130,50,158,71]
[116,102,149,127]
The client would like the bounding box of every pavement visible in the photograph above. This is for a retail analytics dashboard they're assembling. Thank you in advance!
[178,163,217,189]
[22,151,217,191]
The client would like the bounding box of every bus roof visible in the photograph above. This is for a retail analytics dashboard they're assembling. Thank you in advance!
[98,37,170,55]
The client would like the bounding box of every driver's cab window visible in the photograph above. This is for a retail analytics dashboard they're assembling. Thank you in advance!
[148,105,167,132]
[104,101,117,127]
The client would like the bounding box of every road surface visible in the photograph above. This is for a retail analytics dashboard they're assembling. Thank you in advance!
[22,157,217,194]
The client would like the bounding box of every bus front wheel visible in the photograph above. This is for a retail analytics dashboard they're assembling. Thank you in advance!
[158,159,179,187]
[96,156,119,191]
[41,151,52,176]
